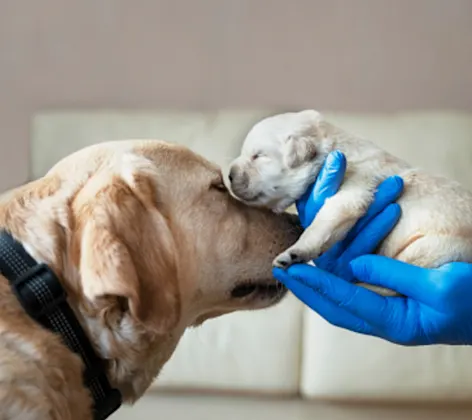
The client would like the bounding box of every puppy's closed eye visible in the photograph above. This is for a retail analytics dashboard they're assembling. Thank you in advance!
[251,152,263,161]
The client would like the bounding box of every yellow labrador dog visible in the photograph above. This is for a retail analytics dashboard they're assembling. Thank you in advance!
[229,110,472,295]
[0,140,301,420]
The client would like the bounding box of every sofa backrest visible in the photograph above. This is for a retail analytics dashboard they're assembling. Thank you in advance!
[32,110,472,190]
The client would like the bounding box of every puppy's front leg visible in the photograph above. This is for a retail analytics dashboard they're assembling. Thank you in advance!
[273,179,375,268]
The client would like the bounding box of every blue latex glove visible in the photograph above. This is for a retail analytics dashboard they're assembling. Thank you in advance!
[294,150,404,281]
[274,258,472,345]
[274,150,472,345]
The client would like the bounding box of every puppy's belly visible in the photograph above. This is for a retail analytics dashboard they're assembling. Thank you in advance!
[377,173,472,269]
[357,171,472,296]
[380,229,472,268]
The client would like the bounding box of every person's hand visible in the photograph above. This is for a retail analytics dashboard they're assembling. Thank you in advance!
[273,257,472,345]
[294,150,404,281]
[274,149,472,346]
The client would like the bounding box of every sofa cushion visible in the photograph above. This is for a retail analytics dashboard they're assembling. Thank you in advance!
[155,295,303,393]
[301,311,472,402]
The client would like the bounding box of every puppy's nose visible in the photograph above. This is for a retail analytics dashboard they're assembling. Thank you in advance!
[228,165,251,200]
[228,166,239,184]
[228,168,235,183]
[229,166,249,189]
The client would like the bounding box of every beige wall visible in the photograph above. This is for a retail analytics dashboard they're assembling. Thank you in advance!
[1,0,472,192]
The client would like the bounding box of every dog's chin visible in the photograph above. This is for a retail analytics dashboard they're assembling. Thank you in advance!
[192,283,287,326]
[230,280,288,308]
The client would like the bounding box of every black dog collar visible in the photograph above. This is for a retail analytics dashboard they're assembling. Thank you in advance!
[0,231,122,420]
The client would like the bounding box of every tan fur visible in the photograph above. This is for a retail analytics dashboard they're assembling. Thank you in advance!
[0,140,301,419]
[229,110,472,296]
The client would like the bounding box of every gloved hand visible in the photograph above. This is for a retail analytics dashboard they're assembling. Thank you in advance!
[274,257,472,345]
[294,150,404,281]
[274,150,472,346]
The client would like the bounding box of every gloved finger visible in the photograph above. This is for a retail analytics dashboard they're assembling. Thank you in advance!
[350,255,435,303]
[312,246,342,273]
[296,150,347,228]
[318,203,402,276]
[343,176,404,245]
[273,267,376,335]
[339,203,401,268]
[284,264,405,329]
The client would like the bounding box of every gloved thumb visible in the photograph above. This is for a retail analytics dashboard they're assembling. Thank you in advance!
[350,255,432,301]
[297,150,346,227]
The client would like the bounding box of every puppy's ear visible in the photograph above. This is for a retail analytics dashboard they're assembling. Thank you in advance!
[282,110,325,168]
[75,173,180,335]
[283,135,317,168]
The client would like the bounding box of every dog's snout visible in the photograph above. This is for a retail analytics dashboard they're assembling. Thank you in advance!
[285,213,303,237]
[262,211,303,259]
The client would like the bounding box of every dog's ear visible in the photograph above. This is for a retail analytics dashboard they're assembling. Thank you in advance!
[282,110,325,168]
[75,171,180,335]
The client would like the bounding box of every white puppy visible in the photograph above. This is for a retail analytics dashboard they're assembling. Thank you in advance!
[229,110,472,295]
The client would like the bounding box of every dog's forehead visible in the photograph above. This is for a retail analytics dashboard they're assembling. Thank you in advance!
[133,140,220,173]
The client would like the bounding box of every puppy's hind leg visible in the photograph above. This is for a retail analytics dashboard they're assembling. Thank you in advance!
[273,182,374,268]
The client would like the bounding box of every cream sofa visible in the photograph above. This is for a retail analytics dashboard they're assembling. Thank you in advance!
[14,110,472,417]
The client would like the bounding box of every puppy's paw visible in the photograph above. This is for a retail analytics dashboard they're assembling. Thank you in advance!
[273,248,317,269]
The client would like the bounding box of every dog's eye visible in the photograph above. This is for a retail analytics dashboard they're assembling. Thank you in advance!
[251,153,263,160]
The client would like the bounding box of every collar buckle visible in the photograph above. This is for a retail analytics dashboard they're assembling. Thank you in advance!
[11,263,67,319]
